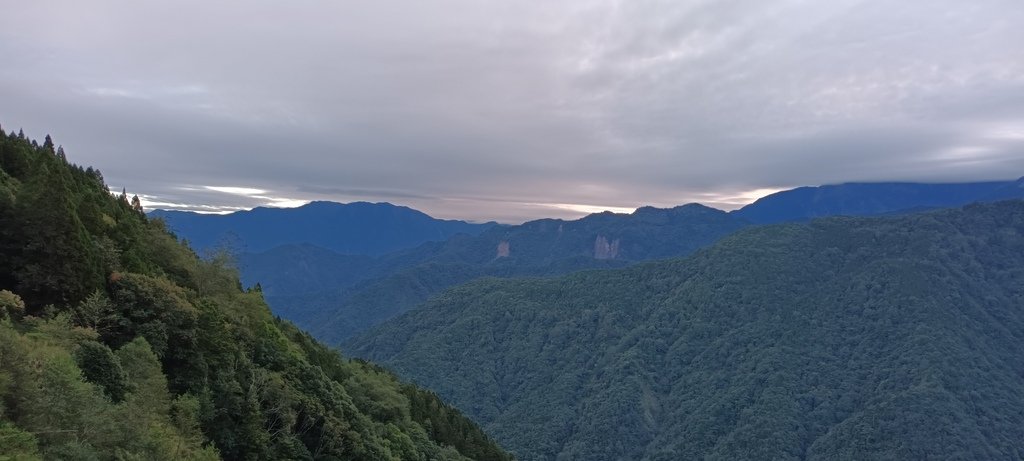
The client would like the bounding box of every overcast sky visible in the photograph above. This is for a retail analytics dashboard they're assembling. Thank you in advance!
[2,0,1023,222]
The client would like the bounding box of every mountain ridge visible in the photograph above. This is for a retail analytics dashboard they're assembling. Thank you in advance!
[347,200,1024,460]
[0,129,511,460]
[149,200,498,256]
[154,179,1024,345]
[303,201,749,343]
[732,179,1024,223]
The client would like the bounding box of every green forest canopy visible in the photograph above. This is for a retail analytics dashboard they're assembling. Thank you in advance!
[349,200,1024,460]
[0,127,511,460]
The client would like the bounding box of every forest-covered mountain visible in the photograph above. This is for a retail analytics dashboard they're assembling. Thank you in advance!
[237,244,376,297]
[150,201,496,255]
[282,204,750,343]
[732,179,1024,223]
[348,200,1024,460]
[0,128,510,460]
[169,179,1024,345]
[176,205,742,342]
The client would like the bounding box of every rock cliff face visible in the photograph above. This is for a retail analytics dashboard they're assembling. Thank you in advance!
[496,240,511,258]
[594,235,620,259]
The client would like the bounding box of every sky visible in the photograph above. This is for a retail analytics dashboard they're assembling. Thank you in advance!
[2,0,1024,223]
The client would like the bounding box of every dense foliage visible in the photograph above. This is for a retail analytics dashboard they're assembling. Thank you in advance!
[254,204,749,343]
[161,176,1024,347]
[349,201,1024,460]
[0,128,510,460]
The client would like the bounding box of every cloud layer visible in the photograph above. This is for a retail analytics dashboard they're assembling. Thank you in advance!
[3,0,1023,222]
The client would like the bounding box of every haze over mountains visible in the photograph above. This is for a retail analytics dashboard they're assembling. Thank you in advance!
[0,130,511,460]
[734,179,1024,223]
[154,178,1024,344]
[150,201,495,255]
[7,0,1024,459]
[348,201,1024,460]
[6,126,1024,460]
[299,203,747,343]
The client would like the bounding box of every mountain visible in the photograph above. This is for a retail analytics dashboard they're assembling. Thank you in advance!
[150,201,497,255]
[235,244,378,320]
[982,176,1024,201]
[238,179,1024,344]
[297,203,750,343]
[347,200,1024,460]
[238,243,376,297]
[733,179,1024,223]
[0,128,510,460]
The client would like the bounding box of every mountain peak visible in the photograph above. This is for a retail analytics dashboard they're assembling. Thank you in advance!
[152,200,495,255]
[733,179,1024,223]
[633,203,722,214]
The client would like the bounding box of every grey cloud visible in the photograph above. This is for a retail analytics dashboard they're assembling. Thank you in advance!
[295,185,435,201]
[2,0,1023,223]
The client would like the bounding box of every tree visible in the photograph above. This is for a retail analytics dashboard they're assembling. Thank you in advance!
[0,289,25,321]
[116,337,171,411]
[131,194,143,213]
[12,163,103,308]
[75,341,129,402]
[71,291,117,334]
[0,423,40,459]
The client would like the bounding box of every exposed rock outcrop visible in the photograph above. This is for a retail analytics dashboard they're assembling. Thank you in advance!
[594,235,620,260]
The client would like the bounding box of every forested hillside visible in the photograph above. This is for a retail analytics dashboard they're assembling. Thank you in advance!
[191,179,1024,346]
[0,128,510,460]
[301,204,748,343]
[349,201,1024,460]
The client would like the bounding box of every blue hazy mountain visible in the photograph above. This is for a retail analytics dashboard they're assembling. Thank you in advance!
[304,203,750,343]
[236,243,376,298]
[347,200,1024,460]
[156,179,1024,344]
[0,129,512,460]
[149,200,497,255]
[733,178,1024,224]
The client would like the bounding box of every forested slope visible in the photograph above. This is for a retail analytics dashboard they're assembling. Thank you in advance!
[349,200,1024,460]
[307,204,748,343]
[0,127,510,460]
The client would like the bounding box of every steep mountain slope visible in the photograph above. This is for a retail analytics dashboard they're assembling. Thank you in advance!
[303,204,749,343]
[349,201,1024,460]
[236,244,378,321]
[237,244,376,297]
[216,179,1024,344]
[150,201,496,255]
[982,177,1024,201]
[0,128,510,460]
[733,180,1024,223]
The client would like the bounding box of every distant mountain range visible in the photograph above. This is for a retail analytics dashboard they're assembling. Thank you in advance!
[152,178,1024,343]
[143,176,1024,460]
[732,178,1024,223]
[0,128,510,460]
[149,200,496,255]
[347,200,1024,460]
[301,203,749,343]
